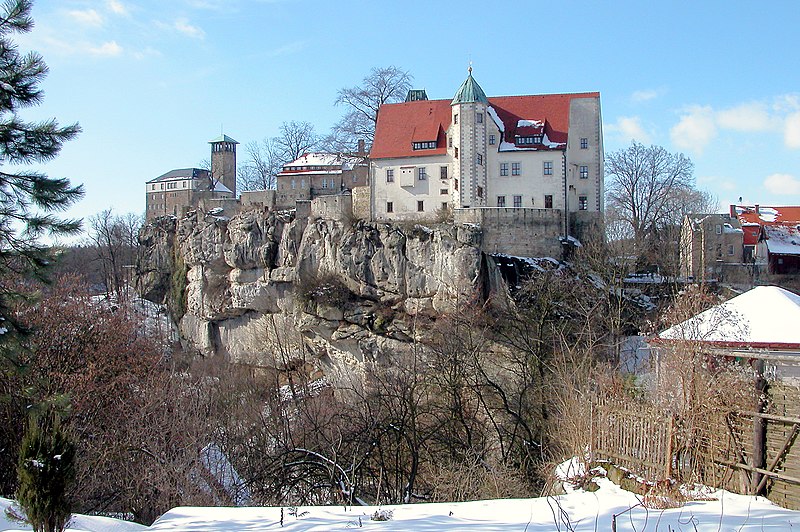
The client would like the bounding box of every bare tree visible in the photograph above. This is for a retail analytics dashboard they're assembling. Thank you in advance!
[606,142,696,243]
[238,122,320,192]
[606,142,716,273]
[86,209,141,299]
[237,138,283,191]
[276,121,319,162]
[332,66,412,150]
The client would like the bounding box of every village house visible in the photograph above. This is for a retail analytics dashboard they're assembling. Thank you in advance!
[679,213,744,281]
[145,135,239,221]
[275,151,368,209]
[368,68,604,240]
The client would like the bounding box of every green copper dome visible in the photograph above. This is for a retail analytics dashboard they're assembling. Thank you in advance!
[451,68,488,105]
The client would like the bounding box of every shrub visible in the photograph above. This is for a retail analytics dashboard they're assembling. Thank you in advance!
[16,416,76,532]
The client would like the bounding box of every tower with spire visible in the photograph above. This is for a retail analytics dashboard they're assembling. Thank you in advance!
[451,66,489,207]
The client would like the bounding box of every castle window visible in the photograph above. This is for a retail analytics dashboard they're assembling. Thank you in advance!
[580,137,588,149]
[454,114,458,124]
[516,136,542,145]
[497,195,506,207]
[454,179,459,191]
[579,195,588,210]
[440,188,448,195]
[386,169,394,183]
[387,201,393,213]
[545,195,553,209]
[476,154,483,165]
[291,179,296,189]
[512,162,521,176]
[448,137,452,147]
[301,179,305,187]
[477,112,483,123]
[513,195,522,208]
[580,165,589,179]
[454,147,458,159]
[500,163,508,176]
[418,167,427,180]
[413,141,437,150]
[477,186,483,198]
[544,161,553,175]
[489,134,496,145]
[440,166,448,179]
[442,202,448,211]
[417,200,424,212]
[321,178,328,189]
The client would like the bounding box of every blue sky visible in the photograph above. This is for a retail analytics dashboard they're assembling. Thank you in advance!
[15,0,800,226]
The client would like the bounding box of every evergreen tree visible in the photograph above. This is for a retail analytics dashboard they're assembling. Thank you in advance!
[15,414,76,532]
[0,0,82,368]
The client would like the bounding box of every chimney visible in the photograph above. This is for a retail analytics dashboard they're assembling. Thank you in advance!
[755,204,760,214]
[357,139,365,155]
[730,204,737,217]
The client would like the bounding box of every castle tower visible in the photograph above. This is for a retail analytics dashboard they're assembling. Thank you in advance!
[209,134,238,196]
[451,67,488,207]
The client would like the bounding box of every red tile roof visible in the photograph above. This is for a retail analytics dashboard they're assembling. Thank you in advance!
[732,205,800,246]
[370,92,600,159]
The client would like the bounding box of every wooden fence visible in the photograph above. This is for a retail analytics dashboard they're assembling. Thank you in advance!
[591,378,800,510]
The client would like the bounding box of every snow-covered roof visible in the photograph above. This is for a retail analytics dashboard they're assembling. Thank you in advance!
[658,286,800,348]
[212,180,232,193]
[762,225,800,256]
[147,167,209,183]
[279,153,362,174]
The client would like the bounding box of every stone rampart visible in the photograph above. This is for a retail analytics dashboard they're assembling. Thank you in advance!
[352,186,371,220]
[311,193,353,221]
[455,207,564,258]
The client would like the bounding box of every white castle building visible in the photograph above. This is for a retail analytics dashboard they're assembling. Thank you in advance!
[369,69,603,238]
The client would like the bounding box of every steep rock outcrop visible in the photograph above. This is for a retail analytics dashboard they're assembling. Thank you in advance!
[137,209,496,374]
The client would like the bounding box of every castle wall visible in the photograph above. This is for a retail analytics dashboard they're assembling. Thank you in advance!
[311,194,353,221]
[455,207,563,258]
[351,186,371,220]
[240,190,276,209]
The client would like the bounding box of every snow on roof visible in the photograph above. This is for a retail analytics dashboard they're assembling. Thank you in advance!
[212,181,232,193]
[659,286,800,348]
[280,152,362,173]
[517,119,544,128]
[763,225,800,256]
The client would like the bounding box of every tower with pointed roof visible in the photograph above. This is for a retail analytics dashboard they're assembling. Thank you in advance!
[451,67,489,207]
[210,134,238,197]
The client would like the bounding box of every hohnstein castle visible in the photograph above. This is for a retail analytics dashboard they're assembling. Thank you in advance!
[145,70,603,256]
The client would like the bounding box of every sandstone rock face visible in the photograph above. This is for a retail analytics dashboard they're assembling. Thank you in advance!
[137,210,499,377]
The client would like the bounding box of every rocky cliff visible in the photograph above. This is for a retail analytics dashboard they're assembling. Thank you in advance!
[137,209,507,378]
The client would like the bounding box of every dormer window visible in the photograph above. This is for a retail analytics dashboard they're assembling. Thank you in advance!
[413,141,437,150]
[516,135,542,145]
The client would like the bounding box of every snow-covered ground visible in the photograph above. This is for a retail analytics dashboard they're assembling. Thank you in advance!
[4,476,800,531]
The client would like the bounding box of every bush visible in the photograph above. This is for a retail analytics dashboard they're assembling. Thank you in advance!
[16,416,76,532]
[296,273,352,309]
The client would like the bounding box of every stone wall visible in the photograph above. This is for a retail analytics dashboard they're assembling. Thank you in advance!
[455,207,563,258]
[351,186,371,220]
[240,190,276,209]
[311,194,353,221]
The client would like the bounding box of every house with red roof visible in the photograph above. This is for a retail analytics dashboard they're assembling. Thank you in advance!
[369,69,603,241]
[276,152,367,208]
[731,205,800,262]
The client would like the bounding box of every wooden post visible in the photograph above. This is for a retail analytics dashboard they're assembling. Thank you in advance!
[752,359,768,495]
[665,415,675,479]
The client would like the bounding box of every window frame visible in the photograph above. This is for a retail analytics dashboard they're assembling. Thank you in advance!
[386,169,394,183]
[497,195,506,207]
[417,167,427,180]
[513,195,522,208]
[579,165,589,179]
[511,162,521,176]
[500,162,509,176]
[580,137,588,149]
[543,161,553,175]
